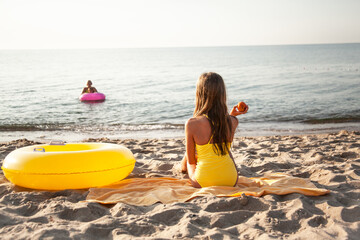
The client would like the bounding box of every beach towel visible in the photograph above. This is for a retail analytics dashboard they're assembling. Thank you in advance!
[86,173,330,206]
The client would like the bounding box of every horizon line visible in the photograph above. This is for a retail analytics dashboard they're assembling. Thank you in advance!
[1,42,359,51]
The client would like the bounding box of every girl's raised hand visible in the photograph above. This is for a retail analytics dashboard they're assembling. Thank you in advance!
[230,102,249,116]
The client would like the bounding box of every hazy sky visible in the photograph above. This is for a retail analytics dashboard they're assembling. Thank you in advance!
[1,0,359,49]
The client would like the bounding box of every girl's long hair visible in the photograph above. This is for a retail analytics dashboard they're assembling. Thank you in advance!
[194,72,232,155]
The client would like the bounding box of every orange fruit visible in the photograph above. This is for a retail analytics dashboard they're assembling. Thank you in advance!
[237,102,247,112]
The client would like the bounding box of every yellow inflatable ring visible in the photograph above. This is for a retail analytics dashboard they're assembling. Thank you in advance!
[1,142,136,190]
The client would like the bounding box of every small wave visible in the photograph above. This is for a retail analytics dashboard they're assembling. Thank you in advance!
[108,123,184,131]
[0,124,62,131]
[302,117,360,124]
[0,123,185,132]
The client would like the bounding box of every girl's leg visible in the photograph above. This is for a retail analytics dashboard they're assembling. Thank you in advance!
[182,154,201,188]
[186,160,201,188]
[181,155,187,173]
[181,153,197,173]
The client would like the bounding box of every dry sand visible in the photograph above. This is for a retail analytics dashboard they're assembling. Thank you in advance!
[0,130,359,239]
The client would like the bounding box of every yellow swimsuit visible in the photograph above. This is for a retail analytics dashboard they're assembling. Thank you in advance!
[194,136,238,188]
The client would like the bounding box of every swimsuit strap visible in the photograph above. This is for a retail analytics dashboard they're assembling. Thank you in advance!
[203,114,214,144]
[208,134,214,144]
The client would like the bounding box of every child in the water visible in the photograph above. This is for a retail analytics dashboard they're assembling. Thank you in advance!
[81,80,98,94]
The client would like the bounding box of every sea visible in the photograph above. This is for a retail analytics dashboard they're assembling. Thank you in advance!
[1,43,359,142]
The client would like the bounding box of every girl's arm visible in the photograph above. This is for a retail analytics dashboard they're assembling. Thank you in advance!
[185,119,201,188]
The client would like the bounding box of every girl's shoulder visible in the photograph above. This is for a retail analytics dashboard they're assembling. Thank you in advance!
[186,115,208,129]
[187,115,208,123]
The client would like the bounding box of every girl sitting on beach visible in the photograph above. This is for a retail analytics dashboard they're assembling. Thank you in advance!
[181,72,248,188]
[81,80,98,94]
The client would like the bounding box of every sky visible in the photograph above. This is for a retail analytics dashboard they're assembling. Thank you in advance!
[0,0,360,49]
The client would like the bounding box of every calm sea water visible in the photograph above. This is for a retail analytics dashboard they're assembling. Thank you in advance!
[0,44,359,141]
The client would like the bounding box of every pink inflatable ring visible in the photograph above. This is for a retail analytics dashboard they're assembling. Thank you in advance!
[79,93,106,102]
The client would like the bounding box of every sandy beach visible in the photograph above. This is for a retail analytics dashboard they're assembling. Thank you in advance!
[0,130,359,239]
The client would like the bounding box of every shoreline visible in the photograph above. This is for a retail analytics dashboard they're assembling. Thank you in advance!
[1,130,359,239]
[1,121,359,144]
